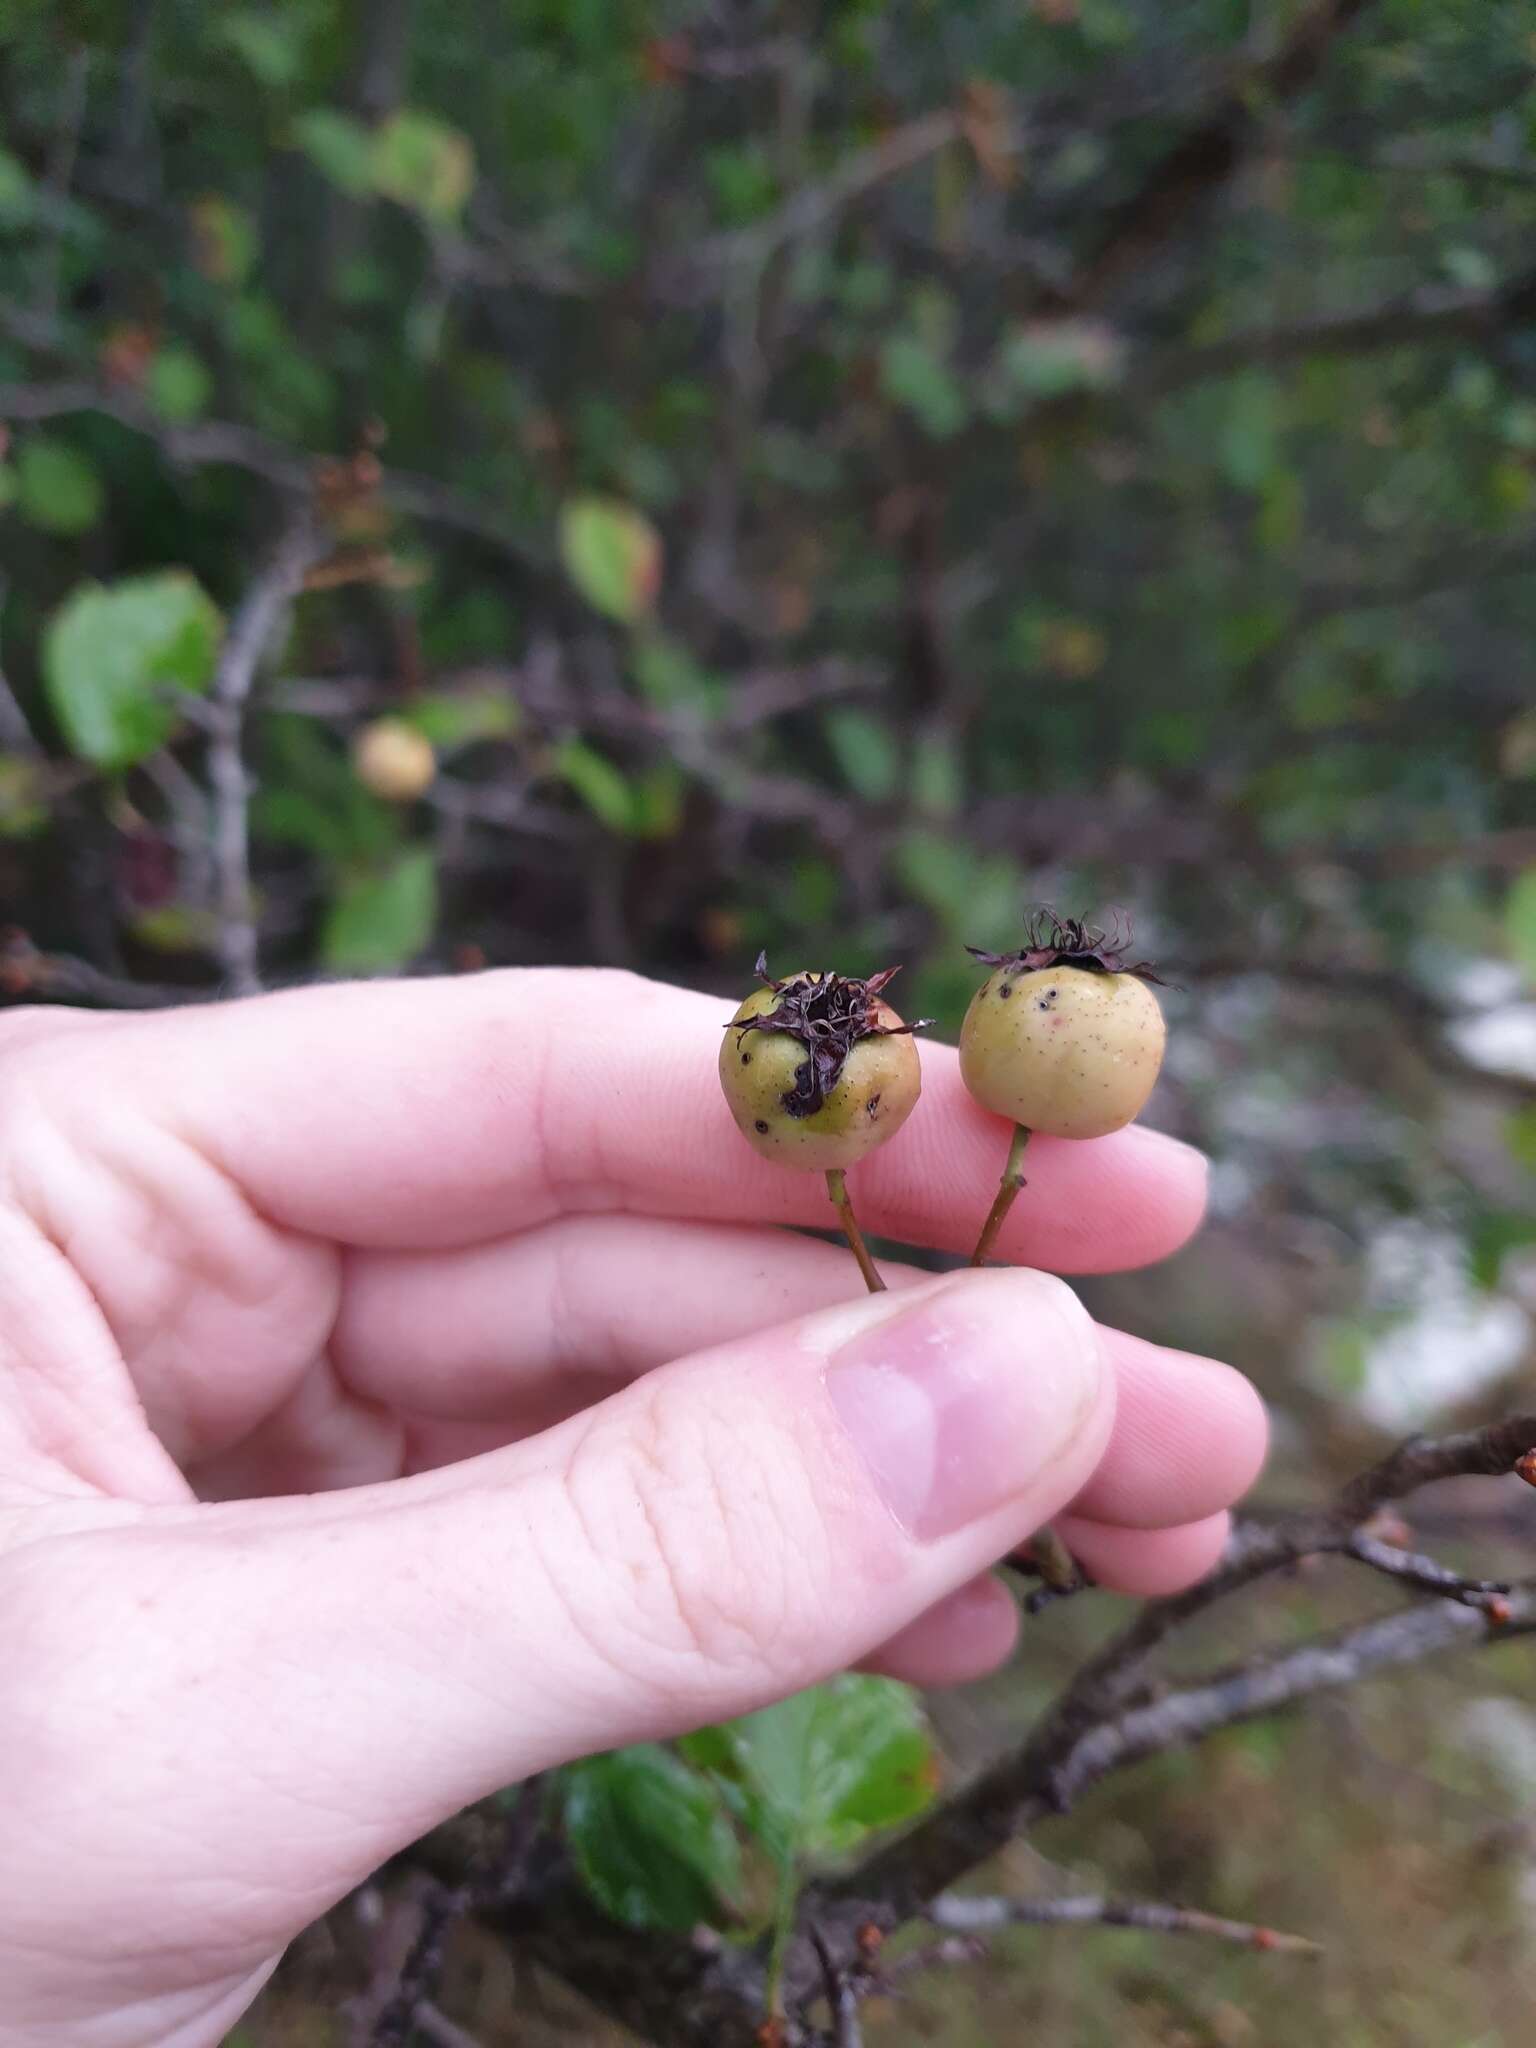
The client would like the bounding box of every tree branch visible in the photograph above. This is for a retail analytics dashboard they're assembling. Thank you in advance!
[1069,0,1378,308]
[1139,270,1536,393]
[926,1890,1321,1955]
[0,382,546,570]
[209,514,327,995]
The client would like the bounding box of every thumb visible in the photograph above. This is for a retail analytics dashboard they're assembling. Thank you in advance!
[11,1269,1111,1943]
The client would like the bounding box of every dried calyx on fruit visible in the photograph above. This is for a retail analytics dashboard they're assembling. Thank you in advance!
[965,908,1170,986]
[719,953,929,1293]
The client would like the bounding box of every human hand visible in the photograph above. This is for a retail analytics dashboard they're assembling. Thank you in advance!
[0,970,1264,2047]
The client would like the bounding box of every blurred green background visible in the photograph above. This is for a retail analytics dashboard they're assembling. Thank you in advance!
[4,1,1536,2041]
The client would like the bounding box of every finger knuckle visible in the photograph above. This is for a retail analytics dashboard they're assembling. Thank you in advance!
[562,1380,834,1693]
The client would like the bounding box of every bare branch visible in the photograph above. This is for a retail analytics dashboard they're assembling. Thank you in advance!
[1343,1532,1513,1616]
[1140,270,1536,393]
[0,932,200,1009]
[678,108,968,283]
[0,383,545,571]
[827,1412,1536,1927]
[927,1891,1322,1955]
[209,515,327,995]
[1053,1588,1536,1811]
[810,1928,863,2048]
[1070,0,1378,308]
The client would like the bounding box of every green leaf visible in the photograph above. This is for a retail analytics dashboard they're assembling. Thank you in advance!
[825,708,899,802]
[147,346,213,424]
[879,335,966,439]
[321,848,438,974]
[17,438,103,536]
[631,761,685,840]
[42,572,222,768]
[1220,374,1281,494]
[0,145,33,220]
[370,110,475,223]
[1468,1208,1536,1289]
[552,737,635,832]
[217,12,304,87]
[0,754,47,838]
[632,633,716,713]
[403,689,519,748]
[681,1676,936,1865]
[190,195,257,286]
[911,732,962,818]
[1505,869,1536,984]
[993,319,1123,399]
[560,496,662,624]
[563,1745,742,1931]
[0,464,16,512]
[294,108,375,196]
[1506,1106,1536,1175]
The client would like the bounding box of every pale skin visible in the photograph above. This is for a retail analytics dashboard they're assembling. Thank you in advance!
[0,970,1266,2048]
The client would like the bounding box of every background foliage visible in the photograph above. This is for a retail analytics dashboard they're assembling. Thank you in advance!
[4,1,1536,2042]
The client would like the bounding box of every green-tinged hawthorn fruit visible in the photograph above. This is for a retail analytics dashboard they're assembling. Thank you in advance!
[719,954,927,1173]
[960,912,1168,1141]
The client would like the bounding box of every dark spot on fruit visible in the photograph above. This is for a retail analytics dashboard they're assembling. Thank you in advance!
[754,1119,770,1133]
[866,1093,882,1116]
[741,1052,751,1064]
[999,982,1014,1000]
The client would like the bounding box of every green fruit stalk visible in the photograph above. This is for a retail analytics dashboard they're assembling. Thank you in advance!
[720,954,928,1292]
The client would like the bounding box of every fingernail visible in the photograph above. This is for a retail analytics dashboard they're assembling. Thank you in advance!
[825,1273,1103,1542]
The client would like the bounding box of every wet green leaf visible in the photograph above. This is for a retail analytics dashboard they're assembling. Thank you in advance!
[681,1676,936,1865]
[563,1746,742,1931]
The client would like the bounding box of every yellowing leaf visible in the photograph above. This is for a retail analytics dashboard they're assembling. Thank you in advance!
[560,496,662,624]
[370,110,475,223]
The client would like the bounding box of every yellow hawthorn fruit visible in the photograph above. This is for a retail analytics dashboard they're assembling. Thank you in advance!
[353,717,436,802]
[719,957,926,1172]
[959,914,1167,1140]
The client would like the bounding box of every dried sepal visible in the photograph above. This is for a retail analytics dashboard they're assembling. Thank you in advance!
[966,908,1170,986]
[727,956,931,1119]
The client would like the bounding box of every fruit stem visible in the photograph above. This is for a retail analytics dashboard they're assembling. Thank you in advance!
[826,1167,886,1293]
[969,1124,1086,1610]
[968,1122,1032,1267]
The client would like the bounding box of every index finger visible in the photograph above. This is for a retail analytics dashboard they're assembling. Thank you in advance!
[29,968,1206,1269]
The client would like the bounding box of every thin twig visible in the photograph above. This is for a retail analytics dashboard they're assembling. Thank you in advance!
[372,1783,545,2046]
[809,1929,863,2048]
[0,575,40,757]
[0,381,547,572]
[1343,1532,1513,1616]
[0,932,198,1009]
[927,1891,1322,1955]
[412,2007,484,2048]
[209,514,326,995]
